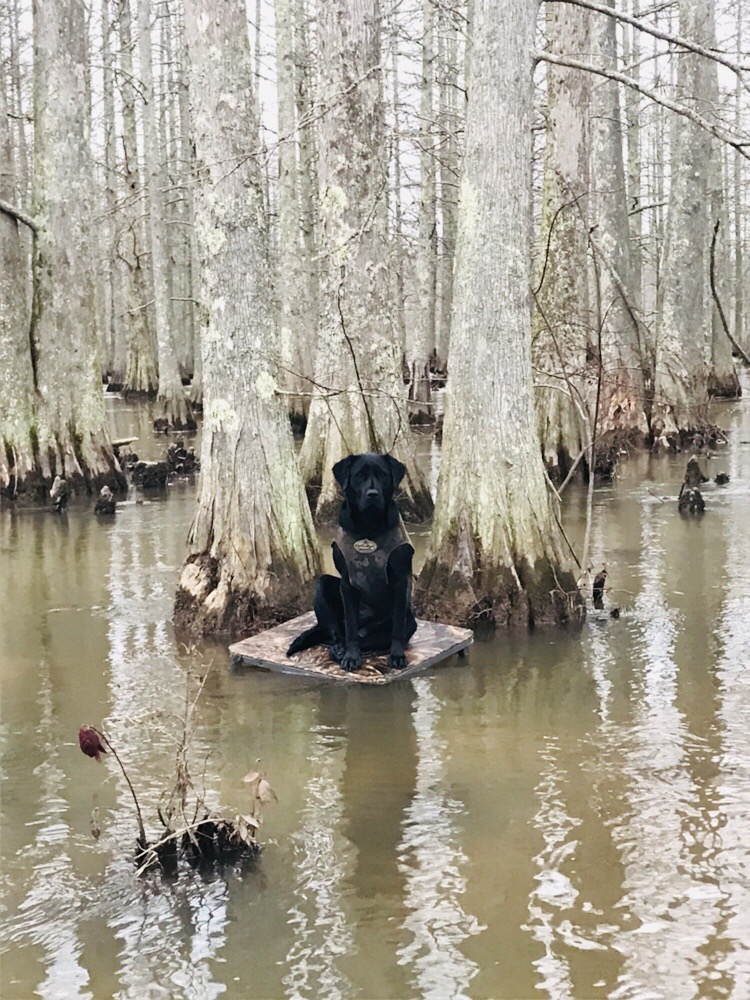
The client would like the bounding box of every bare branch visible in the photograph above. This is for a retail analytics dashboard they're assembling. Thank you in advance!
[535,51,750,160]
[549,0,750,91]
[0,198,38,234]
[710,219,750,367]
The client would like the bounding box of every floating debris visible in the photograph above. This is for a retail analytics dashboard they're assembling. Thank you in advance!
[50,475,70,513]
[94,485,117,515]
[592,568,607,610]
[678,484,705,514]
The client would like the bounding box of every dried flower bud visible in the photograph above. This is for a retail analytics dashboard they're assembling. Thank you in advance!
[79,726,107,762]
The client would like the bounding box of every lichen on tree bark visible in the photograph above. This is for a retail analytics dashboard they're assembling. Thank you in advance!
[20,0,125,497]
[298,0,433,525]
[417,0,583,630]
[175,0,320,638]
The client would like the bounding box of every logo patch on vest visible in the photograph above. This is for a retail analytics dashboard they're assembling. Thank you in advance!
[353,538,378,554]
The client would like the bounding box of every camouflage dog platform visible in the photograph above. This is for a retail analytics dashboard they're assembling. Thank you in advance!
[228,611,473,685]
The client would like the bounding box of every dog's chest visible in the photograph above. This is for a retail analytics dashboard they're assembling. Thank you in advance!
[334,525,403,607]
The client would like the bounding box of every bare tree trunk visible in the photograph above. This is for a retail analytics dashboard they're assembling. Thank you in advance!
[409,0,437,423]
[275,0,313,428]
[161,2,188,377]
[9,0,29,204]
[253,0,271,217]
[0,66,37,497]
[298,0,433,523]
[417,0,583,629]
[733,0,744,354]
[138,0,195,429]
[623,0,642,304]
[101,0,124,383]
[176,0,320,637]
[706,0,740,398]
[388,3,407,353]
[437,3,459,366]
[173,1,204,406]
[30,0,124,494]
[533,0,590,480]
[118,0,158,395]
[590,0,647,444]
[293,0,319,378]
[654,0,726,438]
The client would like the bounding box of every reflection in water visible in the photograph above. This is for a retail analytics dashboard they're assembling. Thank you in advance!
[283,729,353,1000]
[713,414,750,993]
[8,659,90,1000]
[4,395,750,998]
[397,679,482,999]
[526,737,583,998]
[608,509,722,998]
[102,502,229,997]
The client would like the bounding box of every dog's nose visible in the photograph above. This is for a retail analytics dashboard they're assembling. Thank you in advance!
[366,488,379,498]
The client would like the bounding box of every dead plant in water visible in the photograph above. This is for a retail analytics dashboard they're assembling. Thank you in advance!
[78,667,276,875]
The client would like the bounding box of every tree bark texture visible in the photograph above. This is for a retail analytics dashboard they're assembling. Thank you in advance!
[275,0,315,427]
[298,0,433,523]
[533,1,590,479]
[417,0,583,630]
[118,0,158,396]
[175,0,320,638]
[589,0,648,443]
[409,0,437,422]
[138,0,195,429]
[654,0,727,437]
[437,6,460,365]
[28,0,124,495]
[0,75,37,497]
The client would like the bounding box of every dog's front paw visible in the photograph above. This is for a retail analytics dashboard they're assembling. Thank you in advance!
[340,651,362,673]
[328,642,345,664]
[387,653,408,672]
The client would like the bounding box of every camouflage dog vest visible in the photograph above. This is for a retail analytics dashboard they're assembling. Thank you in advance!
[332,523,410,613]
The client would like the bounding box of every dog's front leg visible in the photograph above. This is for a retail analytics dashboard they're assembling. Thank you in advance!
[387,544,414,671]
[331,541,362,672]
[339,579,362,672]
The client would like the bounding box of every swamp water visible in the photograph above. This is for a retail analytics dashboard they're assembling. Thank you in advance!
[2,391,750,999]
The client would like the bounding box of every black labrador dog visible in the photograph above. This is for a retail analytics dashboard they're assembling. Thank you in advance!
[287,453,417,673]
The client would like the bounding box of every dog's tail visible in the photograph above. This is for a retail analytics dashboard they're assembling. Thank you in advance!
[287,624,326,657]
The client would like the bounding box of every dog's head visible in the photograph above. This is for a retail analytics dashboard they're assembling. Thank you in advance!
[332,453,407,518]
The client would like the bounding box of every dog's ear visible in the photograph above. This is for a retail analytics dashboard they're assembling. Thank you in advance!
[332,455,356,491]
[384,454,407,488]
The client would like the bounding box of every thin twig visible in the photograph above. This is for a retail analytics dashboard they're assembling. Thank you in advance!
[710,219,750,366]
[549,0,750,89]
[0,198,38,234]
[536,51,750,159]
[93,727,147,844]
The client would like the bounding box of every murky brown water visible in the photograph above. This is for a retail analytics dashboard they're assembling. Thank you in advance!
[2,389,750,999]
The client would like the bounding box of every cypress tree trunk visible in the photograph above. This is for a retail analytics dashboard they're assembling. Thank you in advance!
[293,0,319,383]
[138,0,195,430]
[705,0,740,398]
[654,0,725,438]
[118,0,158,396]
[437,6,459,366]
[175,0,320,637]
[298,0,433,523]
[589,0,647,445]
[409,0,437,423]
[0,76,37,497]
[275,0,314,429]
[533,0,590,480]
[417,0,583,629]
[30,0,124,495]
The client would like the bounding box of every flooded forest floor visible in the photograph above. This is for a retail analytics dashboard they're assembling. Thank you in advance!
[1,387,750,999]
